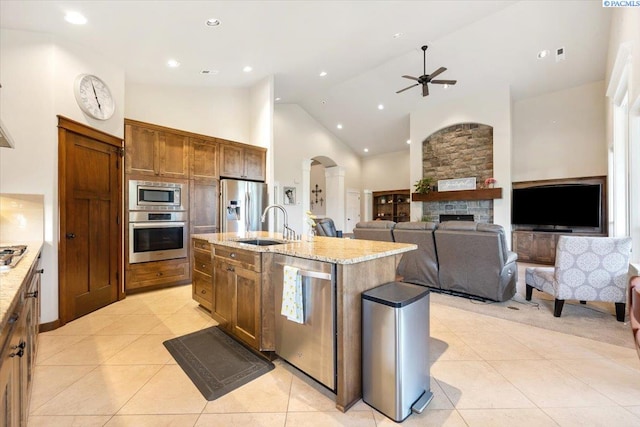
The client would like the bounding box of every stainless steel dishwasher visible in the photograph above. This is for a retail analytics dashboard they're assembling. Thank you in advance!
[273,254,336,391]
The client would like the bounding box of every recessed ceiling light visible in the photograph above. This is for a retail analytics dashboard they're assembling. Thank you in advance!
[393,32,403,39]
[275,97,281,101]
[406,139,411,144]
[443,84,449,89]
[378,104,385,110]
[167,59,181,68]
[364,148,369,153]
[243,66,253,73]
[319,71,328,77]
[206,18,221,27]
[321,100,327,105]
[64,11,87,25]
[537,49,550,59]
[336,124,343,129]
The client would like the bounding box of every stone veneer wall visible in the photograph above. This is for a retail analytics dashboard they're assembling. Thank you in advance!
[421,123,494,223]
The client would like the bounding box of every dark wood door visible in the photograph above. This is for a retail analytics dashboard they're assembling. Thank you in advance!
[58,116,122,324]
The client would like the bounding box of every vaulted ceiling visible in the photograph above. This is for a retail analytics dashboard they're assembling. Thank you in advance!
[0,1,611,155]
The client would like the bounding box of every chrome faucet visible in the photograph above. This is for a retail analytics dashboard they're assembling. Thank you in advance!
[261,204,297,240]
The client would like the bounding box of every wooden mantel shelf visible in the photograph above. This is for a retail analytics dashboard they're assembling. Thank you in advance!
[411,187,502,202]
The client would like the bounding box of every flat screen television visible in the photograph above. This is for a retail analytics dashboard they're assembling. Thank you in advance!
[512,184,602,228]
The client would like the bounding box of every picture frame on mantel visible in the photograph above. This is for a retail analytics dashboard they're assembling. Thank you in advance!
[284,186,296,205]
[438,177,476,192]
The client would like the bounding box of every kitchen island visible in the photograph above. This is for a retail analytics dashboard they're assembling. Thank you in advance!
[191,232,416,412]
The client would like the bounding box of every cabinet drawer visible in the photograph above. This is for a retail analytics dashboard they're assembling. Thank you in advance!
[214,246,261,272]
[193,250,212,274]
[193,270,213,303]
[127,258,190,290]
[193,239,211,252]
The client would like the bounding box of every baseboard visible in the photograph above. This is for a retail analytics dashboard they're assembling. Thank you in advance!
[39,319,61,333]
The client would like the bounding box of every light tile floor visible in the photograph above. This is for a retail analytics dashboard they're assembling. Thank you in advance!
[29,281,640,427]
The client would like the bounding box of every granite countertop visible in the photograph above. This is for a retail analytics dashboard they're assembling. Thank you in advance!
[192,232,416,265]
[0,241,43,331]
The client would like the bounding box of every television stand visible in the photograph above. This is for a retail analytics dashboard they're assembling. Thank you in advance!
[532,228,573,233]
[513,229,606,264]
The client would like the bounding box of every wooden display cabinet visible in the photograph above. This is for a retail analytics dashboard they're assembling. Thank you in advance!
[373,189,410,222]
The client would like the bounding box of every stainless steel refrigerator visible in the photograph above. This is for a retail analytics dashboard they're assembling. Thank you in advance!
[220,179,268,233]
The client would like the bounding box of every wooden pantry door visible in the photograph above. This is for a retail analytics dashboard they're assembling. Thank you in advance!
[58,116,123,325]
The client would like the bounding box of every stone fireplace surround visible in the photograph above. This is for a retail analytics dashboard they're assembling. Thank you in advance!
[421,123,494,223]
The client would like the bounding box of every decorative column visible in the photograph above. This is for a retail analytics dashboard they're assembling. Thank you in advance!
[325,166,345,231]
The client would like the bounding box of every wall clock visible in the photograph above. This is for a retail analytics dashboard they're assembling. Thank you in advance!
[74,74,115,120]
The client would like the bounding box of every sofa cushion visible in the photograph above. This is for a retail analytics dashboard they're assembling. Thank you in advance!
[393,222,439,288]
[353,220,396,242]
[436,220,478,231]
[395,221,437,231]
[355,220,396,229]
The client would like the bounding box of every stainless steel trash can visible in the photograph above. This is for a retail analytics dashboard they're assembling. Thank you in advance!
[362,281,432,422]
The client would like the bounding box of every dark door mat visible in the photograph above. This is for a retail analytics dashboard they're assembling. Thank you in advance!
[163,326,274,401]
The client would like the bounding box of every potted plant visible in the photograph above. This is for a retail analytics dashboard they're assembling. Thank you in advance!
[414,177,435,194]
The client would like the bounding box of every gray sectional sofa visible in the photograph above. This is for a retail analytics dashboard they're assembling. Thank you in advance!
[353,220,518,302]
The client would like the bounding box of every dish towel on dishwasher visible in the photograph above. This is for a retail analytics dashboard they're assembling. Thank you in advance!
[282,266,304,324]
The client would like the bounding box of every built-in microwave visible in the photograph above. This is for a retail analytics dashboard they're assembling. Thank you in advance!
[128,179,186,211]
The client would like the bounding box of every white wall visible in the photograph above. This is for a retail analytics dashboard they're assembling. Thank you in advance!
[361,150,410,192]
[274,104,362,234]
[410,87,512,232]
[512,81,606,182]
[125,83,251,143]
[606,7,640,262]
[0,29,126,323]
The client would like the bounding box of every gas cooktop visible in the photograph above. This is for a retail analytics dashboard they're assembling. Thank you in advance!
[0,245,28,270]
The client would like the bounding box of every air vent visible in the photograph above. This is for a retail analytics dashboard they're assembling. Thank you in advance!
[556,47,566,62]
[200,69,219,75]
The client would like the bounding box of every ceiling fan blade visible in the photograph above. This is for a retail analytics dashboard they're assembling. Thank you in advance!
[396,83,419,94]
[401,75,420,81]
[422,83,429,97]
[431,79,457,85]
[428,67,447,79]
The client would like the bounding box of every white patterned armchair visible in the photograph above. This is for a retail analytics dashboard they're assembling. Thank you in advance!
[525,236,632,322]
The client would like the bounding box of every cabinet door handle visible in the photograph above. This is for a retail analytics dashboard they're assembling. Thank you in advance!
[157,272,164,276]
[66,233,76,239]
[10,349,24,358]
[230,253,236,258]
[201,289,207,294]
[8,313,19,324]
[201,264,207,269]
[26,291,38,299]
[226,266,235,272]
[36,269,44,274]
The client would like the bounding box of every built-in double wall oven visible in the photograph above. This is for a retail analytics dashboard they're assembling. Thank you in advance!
[128,179,188,264]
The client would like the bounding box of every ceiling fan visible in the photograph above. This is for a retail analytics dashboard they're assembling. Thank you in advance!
[396,45,457,97]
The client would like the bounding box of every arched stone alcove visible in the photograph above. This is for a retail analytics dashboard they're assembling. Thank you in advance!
[421,123,495,223]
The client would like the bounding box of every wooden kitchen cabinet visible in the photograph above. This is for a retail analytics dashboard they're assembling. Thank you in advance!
[219,143,266,181]
[192,239,213,311]
[125,121,189,179]
[211,245,261,350]
[190,138,218,180]
[190,179,219,235]
[126,257,190,291]
[0,252,41,427]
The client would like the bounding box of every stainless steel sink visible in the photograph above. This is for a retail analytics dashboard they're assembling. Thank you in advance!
[237,238,286,246]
